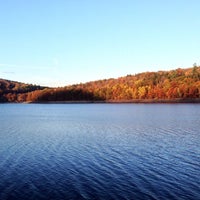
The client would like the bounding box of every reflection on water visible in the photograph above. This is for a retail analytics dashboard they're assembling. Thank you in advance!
[0,104,200,200]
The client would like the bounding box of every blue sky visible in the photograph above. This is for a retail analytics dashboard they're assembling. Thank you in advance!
[0,0,200,86]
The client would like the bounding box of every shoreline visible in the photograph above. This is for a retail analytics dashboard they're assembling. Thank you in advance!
[26,98,200,104]
[1,98,200,104]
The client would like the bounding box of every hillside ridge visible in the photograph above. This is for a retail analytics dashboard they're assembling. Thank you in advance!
[1,66,200,103]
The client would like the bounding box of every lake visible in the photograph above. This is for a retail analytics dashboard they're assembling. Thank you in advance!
[0,104,200,200]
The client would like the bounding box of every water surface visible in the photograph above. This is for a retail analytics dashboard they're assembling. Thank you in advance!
[0,104,200,199]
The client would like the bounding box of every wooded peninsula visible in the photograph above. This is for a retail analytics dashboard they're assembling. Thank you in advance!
[1,66,200,103]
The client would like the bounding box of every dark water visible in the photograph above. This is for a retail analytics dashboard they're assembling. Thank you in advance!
[0,104,200,200]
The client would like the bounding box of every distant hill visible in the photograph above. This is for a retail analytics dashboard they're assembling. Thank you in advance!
[1,66,200,103]
[0,79,46,102]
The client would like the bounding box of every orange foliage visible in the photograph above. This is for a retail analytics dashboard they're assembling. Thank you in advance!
[1,66,200,102]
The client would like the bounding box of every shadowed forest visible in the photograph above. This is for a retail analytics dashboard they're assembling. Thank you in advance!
[1,66,200,103]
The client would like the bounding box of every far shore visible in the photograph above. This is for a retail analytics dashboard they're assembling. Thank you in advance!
[24,98,200,104]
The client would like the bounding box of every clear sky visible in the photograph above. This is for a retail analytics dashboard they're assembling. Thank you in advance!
[0,0,200,87]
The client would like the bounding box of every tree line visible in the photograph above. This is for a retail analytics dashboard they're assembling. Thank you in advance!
[1,66,200,103]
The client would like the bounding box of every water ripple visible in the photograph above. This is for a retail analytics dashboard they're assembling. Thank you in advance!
[0,104,200,199]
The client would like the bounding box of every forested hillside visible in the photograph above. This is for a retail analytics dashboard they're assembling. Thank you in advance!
[1,66,200,103]
[0,79,46,102]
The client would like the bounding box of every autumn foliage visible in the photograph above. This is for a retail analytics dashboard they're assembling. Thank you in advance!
[1,66,200,103]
